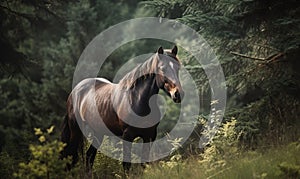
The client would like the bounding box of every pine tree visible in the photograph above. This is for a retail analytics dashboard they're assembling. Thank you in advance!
[143,0,300,146]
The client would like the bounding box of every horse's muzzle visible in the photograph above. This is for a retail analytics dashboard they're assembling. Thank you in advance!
[172,90,184,103]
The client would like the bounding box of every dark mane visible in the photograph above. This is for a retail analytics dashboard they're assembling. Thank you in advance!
[119,54,159,89]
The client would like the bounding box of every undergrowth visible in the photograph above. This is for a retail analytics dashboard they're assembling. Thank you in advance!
[138,141,299,179]
[11,121,300,179]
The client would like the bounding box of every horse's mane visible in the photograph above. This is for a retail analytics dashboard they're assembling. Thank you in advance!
[119,51,180,90]
[119,54,159,90]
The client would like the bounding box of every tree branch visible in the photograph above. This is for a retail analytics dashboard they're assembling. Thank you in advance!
[230,51,265,61]
[0,4,36,22]
[253,43,280,52]
[266,52,284,63]
[230,51,284,62]
[37,4,65,23]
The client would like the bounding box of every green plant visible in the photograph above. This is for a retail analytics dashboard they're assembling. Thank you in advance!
[199,118,240,173]
[277,142,300,178]
[13,126,73,179]
[92,138,124,179]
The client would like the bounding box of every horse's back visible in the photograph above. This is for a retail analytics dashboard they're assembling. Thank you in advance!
[69,78,113,103]
[67,78,122,136]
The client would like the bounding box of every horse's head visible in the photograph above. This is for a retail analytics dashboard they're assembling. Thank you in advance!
[156,46,184,103]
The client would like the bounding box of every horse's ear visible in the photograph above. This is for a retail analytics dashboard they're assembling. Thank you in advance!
[171,45,178,55]
[157,46,163,54]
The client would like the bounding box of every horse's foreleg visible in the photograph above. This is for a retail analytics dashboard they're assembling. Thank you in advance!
[141,137,151,164]
[122,128,135,171]
[141,130,157,167]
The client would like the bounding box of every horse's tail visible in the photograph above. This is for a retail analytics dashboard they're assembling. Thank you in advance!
[61,114,71,148]
[61,113,84,169]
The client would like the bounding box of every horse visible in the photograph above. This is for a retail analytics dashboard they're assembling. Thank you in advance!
[61,46,184,173]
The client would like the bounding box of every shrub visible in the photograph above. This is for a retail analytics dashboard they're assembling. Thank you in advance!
[13,126,74,179]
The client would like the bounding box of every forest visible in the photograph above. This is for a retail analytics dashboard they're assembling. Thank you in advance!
[0,0,299,178]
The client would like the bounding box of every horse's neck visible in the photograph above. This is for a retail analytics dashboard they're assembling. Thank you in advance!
[134,75,159,101]
[130,75,159,114]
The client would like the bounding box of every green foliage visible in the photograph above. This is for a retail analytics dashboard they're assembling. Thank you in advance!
[1,0,300,178]
[13,126,73,179]
[0,151,15,179]
[157,94,181,138]
[277,142,300,178]
[0,0,146,177]
[199,119,240,171]
[92,152,123,179]
[90,138,124,178]
[278,162,300,178]
[144,116,298,179]
[141,140,300,179]
[0,0,70,76]
[144,0,300,148]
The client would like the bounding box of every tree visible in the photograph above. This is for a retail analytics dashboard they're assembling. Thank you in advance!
[0,0,145,177]
[143,0,300,146]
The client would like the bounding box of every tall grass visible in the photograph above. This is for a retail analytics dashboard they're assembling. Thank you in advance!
[139,142,300,179]
[12,123,299,178]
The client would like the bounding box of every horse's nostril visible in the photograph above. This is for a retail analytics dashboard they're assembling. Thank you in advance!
[175,91,180,98]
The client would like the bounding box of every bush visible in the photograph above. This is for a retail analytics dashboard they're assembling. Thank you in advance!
[13,126,74,179]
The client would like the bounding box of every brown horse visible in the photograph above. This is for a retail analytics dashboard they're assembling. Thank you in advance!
[61,46,184,172]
